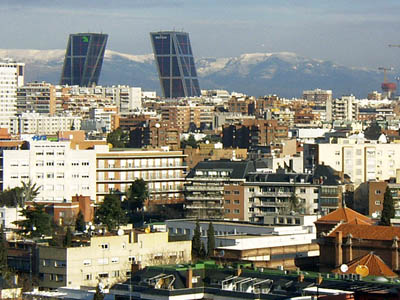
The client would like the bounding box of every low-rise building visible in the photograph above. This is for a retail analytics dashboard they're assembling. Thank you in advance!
[38,228,191,289]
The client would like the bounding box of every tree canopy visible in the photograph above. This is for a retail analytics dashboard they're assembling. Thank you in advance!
[192,220,202,259]
[95,193,127,231]
[106,127,128,148]
[207,222,215,258]
[380,187,395,226]
[75,211,86,232]
[15,203,53,238]
[124,179,149,214]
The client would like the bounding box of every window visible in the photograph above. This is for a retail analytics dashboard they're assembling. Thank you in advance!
[36,173,44,179]
[225,209,231,213]
[46,161,54,166]
[300,188,306,194]
[295,218,301,225]
[46,173,54,178]
[234,209,240,214]
[72,174,79,179]
[224,191,231,195]
[82,161,90,166]
[83,259,91,266]
[375,190,381,195]
[234,200,240,204]
[98,272,109,278]
[225,200,230,204]
[128,256,135,262]
[56,173,64,179]
[111,257,119,263]
[233,190,240,195]
[111,270,120,278]
[36,161,44,167]
[375,200,381,205]
[71,161,79,166]
[57,161,64,166]
[101,243,109,249]
[42,259,51,267]
[249,187,255,192]
[85,273,92,280]
[54,260,66,267]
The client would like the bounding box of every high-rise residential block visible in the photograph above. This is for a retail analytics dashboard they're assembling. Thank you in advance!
[0,59,24,128]
[60,33,108,87]
[150,31,201,98]
[17,81,56,115]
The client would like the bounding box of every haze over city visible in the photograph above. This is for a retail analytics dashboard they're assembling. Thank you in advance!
[2,0,400,69]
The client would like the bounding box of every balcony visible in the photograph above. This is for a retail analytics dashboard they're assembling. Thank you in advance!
[252,201,287,208]
[254,191,292,197]
[186,195,223,201]
[185,185,223,192]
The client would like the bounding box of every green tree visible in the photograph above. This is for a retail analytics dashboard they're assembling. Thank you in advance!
[0,225,8,274]
[95,193,127,231]
[75,211,86,232]
[0,187,22,207]
[181,134,198,149]
[63,227,73,247]
[106,127,128,148]
[207,222,215,258]
[93,284,105,300]
[19,180,40,207]
[15,203,52,238]
[125,179,149,212]
[192,220,201,259]
[381,187,395,226]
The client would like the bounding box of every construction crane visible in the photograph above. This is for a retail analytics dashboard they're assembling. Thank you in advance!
[378,67,396,99]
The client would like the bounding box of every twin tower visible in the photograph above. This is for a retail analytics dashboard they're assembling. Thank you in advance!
[60,32,201,98]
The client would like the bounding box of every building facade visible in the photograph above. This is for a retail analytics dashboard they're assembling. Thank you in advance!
[150,31,201,98]
[0,59,24,129]
[38,229,191,289]
[60,33,108,87]
[17,82,56,115]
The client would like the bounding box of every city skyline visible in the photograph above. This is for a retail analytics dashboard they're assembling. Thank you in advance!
[1,1,400,70]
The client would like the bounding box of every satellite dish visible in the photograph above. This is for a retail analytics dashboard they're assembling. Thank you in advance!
[356,265,369,277]
[117,229,124,236]
[372,212,378,219]
[340,264,348,273]
[155,123,160,128]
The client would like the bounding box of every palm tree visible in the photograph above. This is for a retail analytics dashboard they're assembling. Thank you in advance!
[19,180,40,207]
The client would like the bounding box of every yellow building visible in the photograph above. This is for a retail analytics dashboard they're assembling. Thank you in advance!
[38,228,191,289]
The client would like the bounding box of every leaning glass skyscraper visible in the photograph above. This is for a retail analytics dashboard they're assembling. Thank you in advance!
[60,33,108,87]
[150,31,201,98]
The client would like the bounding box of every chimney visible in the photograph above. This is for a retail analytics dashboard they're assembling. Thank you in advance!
[131,262,141,275]
[186,267,193,289]
[335,231,343,267]
[345,234,353,262]
[392,236,399,271]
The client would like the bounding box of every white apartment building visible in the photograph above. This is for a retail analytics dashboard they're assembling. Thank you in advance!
[327,95,358,122]
[0,59,24,129]
[3,141,96,201]
[318,136,400,186]
[9,113,82,135]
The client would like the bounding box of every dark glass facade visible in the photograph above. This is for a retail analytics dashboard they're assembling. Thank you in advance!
[150,31,201,98]
[60,33,108,86]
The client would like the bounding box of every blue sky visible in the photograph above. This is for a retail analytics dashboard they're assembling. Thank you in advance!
[2,0,400,69]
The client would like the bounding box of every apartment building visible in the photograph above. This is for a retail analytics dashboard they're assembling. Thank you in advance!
[95,146,187,204]
[3,141,96,201]
[318,136,400,186]
[9,113,82,135]
[0,59,24,129]
[184,161,255,219]
[38,228,191,289]
[17,82,56,115]
[303,88,332,103]
[326,95,358,122]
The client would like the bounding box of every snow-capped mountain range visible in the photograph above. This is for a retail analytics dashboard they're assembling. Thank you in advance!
[0,49,383,98]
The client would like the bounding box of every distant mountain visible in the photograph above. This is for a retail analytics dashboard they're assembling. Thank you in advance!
[0,49,383,98]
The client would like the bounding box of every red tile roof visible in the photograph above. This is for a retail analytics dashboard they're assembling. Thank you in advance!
[328,223,400,241]
[332,252,398,278]
[316,207,373,225]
